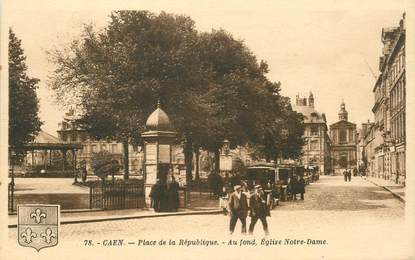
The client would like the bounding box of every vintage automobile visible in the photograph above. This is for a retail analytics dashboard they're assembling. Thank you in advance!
[308,165,320,182]
[244,163,284,207]
[293,165,309,184]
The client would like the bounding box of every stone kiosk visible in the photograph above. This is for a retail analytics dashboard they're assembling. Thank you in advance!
[141,103,177,207]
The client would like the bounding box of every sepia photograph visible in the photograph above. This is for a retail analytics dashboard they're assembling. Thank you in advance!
[1,0,414,259]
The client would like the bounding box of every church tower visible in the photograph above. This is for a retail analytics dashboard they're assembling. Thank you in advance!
[338,100,348,121]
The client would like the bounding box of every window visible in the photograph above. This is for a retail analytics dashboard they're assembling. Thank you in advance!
[91,145,97,153]
[339,154,348,168]
[310,140,319,150]
[112,144,118,153]
[349,129,354,143]
[310,126,319,136]
[339,129,347,143]
[332,131,338,143]
[403,112,406,140]
[71,132,77,142]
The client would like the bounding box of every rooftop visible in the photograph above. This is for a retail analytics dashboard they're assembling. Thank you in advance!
[294,105,326,124]
[33,130,61,143]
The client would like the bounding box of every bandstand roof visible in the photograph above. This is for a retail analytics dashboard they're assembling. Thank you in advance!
[12,130,83,151]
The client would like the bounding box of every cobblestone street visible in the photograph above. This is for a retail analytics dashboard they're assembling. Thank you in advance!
[7,176,409,260]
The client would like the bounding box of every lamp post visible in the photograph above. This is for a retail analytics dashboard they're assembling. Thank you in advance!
[9,148,17,213]
[220,139,232,180]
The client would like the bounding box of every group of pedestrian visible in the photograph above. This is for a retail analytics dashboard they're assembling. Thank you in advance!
[286,175,306,201]
[343,169,353,182]
[149,177,180,212]
[228,184,270,235]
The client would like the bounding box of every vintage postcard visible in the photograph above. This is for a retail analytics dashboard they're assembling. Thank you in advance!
[1,0,414,259]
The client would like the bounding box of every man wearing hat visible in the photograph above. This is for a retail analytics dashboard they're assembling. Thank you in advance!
[228,184,249,234]
[248,185,270,235]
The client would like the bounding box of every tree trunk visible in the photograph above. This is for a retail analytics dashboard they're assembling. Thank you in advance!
[195,147,200,181]
[123,140,129,180]
[214,149,220,174]
[184,139,193,184]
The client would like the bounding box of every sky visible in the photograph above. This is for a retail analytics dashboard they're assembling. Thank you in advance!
[4,0,405,135]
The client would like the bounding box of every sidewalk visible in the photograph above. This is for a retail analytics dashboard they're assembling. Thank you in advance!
[8,207,222,228]
[366,177,405,202]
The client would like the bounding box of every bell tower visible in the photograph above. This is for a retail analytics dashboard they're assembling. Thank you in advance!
[338,100,348,121]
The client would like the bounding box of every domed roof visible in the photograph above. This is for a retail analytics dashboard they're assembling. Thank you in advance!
[145,102,172,131]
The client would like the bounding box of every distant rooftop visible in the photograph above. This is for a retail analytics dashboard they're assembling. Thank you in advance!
[33,130,60,144]
[293,93,326,124]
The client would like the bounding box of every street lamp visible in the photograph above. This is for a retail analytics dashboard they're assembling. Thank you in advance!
[220,139,232,180]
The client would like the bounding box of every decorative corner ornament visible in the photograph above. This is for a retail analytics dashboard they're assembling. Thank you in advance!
[18,205,60,251]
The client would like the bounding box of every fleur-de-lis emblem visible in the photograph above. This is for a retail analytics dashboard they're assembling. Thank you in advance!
[30,208,47,224]
[18,205,59,251]
[40,228,56,244]
[21,227,37,244]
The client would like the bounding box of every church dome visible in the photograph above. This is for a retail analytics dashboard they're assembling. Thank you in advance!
[145,102,172,131]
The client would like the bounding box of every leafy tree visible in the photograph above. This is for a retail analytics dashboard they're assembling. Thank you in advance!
[48,10,305,182]
[91,151,120,183]
[192,29,277,171]
[9,29,42,151]
[231,157,246,176]
[48,11,204,181]
[248,91,305,162]
[9,28,42,180]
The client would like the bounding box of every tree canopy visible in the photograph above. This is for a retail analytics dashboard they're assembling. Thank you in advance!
[48,10,304,179]
[9,28,42,154]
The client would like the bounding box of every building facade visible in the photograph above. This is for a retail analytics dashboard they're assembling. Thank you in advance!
[330,102,357,175]
[357,121,375,175]
[363,14,406,185]
[293,93,331,175]
[57,110,144,176]
[385,16,406,184]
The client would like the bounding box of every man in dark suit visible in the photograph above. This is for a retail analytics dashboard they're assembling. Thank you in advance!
[167,176,180,212]
[228,185,249,234]
[150,179,162,212]
[248,185,269,235]
[343,170,348,182]
[297,175,306,200]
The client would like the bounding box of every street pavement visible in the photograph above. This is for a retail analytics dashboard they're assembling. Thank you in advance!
[10,177,89,194]
[366,176,405,202]
[6,176,410,260]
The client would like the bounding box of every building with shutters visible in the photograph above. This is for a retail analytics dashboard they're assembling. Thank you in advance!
[363,14,406,185]
[293,93,331,175]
